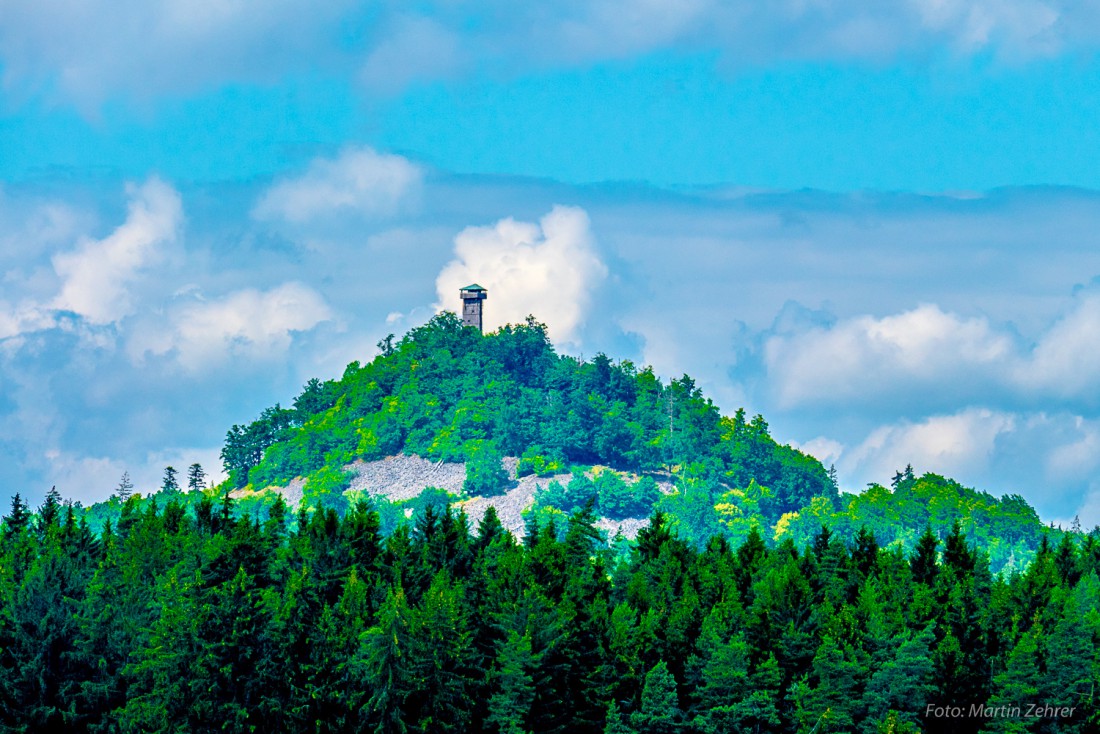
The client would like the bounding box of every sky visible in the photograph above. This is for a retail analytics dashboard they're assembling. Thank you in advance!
[3,1,1100,527]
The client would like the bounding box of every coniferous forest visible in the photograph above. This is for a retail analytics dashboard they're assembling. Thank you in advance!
[1,314,1098,732]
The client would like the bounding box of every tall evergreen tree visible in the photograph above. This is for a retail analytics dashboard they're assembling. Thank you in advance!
[115,471,134,501]
[487,629,537,734]
[631,661,682,734]
[361,586,413,734]
[161,466,179,493]
[186,463,206,492]
[3,492,29,537]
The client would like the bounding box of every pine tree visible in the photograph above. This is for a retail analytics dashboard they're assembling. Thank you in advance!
[911,526,939,586]
[187,463,206,492]
[361,586,413,734]
[631,661,682,733]
[860,625,936,733]
[695,633,783,730]
[984,627,1042,733]
[604,701,637,734]
[115,471,133,501]
[161,466,179,493]
[487,630,537,734]
[1040,577,1098,732]
[4,492,30,537]
[477,505,506,550]
[408,571,473,732]
[37,486,62,534]
[793,634,862,733]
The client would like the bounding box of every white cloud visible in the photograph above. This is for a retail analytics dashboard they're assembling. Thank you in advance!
[764,304,1016,409]
[0,0,355,108]
[139,444,226,492]
[3,1,1097,108]
[253,147,422,224]
[50,178,182,324]
[793,436,845,467]
[434,206,608,347]
[765,287,1100,414]
[1044,416,1100,479]
[41,450,126,505]
[1021,291,1100,398]
[910,0,1062,54]
[6,173,1100,528]
[360,15,466,93]
[842,408,1016,486]
[129,282,332,371]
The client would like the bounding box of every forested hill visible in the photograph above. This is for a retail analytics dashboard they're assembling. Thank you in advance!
[2,313,1099,732]
[220,312,1065,573]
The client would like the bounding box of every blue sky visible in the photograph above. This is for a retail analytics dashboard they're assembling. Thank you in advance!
[3,1,1100,526]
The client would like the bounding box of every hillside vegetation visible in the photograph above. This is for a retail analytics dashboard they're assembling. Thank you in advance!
[222,313,1063,573]
[2,313,1099,732]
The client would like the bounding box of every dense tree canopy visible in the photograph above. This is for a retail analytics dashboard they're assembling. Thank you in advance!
[1,313,1094,732]
[224,313,835,523]
[215,315,1072,574]
[0,490,1096,732]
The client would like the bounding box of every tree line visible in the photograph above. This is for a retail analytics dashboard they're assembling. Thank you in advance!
[0,486,1096,733]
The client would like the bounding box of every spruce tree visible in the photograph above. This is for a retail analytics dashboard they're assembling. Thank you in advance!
[487,630,537,734]
[604,701,637,734]
[361,587,413,734]
[161,465,179,493]
[408,571,473,732]
[911,526,939,586]
[1040,576,1098,732]
[3,492,29,537]
[187,463,206,492]
[115,471,133,501]
[984,627,1042,734]
[861,625,936,733]
[631,661,682,734]
[37,486,62,534]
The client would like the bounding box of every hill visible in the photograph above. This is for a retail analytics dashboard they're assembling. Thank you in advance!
[3,312,1099,732]
[217,312,1064,574]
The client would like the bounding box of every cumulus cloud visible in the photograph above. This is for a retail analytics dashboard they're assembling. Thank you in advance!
[765,287,1100,413]
[253,148,422,224]
[129,282,332,371]
[50,178,182,324]
[434,206,607,347]
[41,450,127,505]
[5,172,1100,527]
[764,304,1017,410]
[821,409,1100,525]
[1022,290,1100,399]
[842,408,1016,484]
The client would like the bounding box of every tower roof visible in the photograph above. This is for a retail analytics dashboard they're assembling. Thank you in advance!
[460,283,487,292]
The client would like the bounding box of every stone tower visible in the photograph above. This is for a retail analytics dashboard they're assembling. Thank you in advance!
[460,284,487,331]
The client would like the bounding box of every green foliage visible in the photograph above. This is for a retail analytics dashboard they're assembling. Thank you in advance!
[2,313,1093,733]
[596,471,661,520]
[487,630,537,734]
[208,315,1061,573]
[631,661,682,733]
[464,442,510,497]
[0,482,1095,733]
[302,464,354,514]
[532,469,661,521]
[223,314,833,517]
[517,446,565,477]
